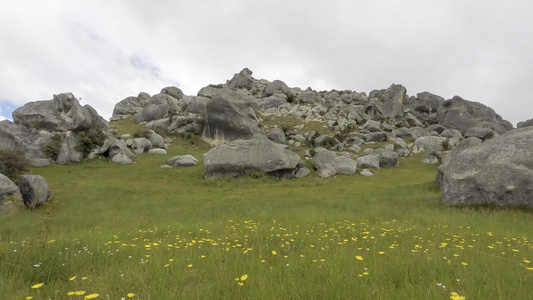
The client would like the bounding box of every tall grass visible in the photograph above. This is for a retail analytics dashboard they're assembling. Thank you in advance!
[1,132,532,299]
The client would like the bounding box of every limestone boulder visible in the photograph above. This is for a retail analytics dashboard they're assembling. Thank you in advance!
[266,128,286,144]
[437,96,513,134]
[415,136,447,152]
[436,127,533,207]
[356,155,380,169]
[18,175,51,208]
[0,174,22,211]
[112,151,133,164]
[311,147,357,178]
[201,94,261,143]
[168,155,199,167]
[13,93,93,132]
[204,136,301,178]
[0,120,53,166]
[364,84,406,119]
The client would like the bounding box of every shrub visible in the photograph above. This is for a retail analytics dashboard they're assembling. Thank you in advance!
[0,149,29,182]
[133,128,148,138]
[75,122,107,158]
[42,134,62,161]
[441,138,452,151]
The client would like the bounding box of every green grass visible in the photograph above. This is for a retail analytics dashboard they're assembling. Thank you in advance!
[1,129,532,299]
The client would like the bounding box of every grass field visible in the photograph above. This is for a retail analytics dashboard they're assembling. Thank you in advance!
[1,124,532,299]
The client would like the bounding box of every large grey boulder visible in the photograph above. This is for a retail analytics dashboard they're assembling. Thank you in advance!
[112,92,152,117]
[201,94,261,143]
[437,96,513,134]
[0,120,53,166]
[0,174,22,211]
[18,175,51,208]
[436,127,533,207]
[364,84,406,119]
[517,118,533,128]
[356,155,380,169]
[440,137,482,165]
[204,136,301,178]
[134,93,182,123]
[311,147,357,178]
[364,148,399,168]
[13,93,93,132]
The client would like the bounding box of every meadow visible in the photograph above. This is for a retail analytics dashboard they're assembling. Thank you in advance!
[1,122,532,299]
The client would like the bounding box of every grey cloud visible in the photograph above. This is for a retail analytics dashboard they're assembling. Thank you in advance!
[0,0,532,124]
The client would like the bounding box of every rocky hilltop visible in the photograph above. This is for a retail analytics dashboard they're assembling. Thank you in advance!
[1,68,532,208]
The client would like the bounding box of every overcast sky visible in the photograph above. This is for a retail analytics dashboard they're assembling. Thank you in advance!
[1,0,532,126]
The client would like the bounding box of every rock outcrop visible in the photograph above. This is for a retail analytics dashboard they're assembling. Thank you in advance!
[204,136,301,178]
[0,174,22,211]
[436,126,533,207]
[18,175,52,208]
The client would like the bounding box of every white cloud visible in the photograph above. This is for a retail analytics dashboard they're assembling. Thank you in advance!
[1,0,532,125]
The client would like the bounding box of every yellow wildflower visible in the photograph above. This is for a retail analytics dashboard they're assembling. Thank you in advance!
[187,264,193,268]
[127,293,135,298]
[237,282,244,286]
[355,255,363,261]
[69,276,76,281]
[461,262,468,266]
[75,291,86,296]
[240,274,248,281]
[31,283,44,289]
[272,250,277,255]
[84,293,99,299]
[450,291,466,300]
[25,297,33,300]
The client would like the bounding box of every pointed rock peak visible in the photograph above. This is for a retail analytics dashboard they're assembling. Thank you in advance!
[239,68,253,77]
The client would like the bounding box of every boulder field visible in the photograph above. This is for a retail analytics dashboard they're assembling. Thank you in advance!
[1,67,531,208]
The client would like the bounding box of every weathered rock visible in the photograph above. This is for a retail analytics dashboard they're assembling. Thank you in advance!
[146,130,166,149]
[112,92,152,117]
[146,118,171,133]
[184,96,209,117]
[134,93,181,123]
[361,120,382,132]
[437,96,513,134]
[204,136,301,178]
[18,175,51,208]
[168,155,198,167]
[427,124,445,134]
[161,86,184,100]
[464,127,497,141]
[393,127,415,140]
[437,126,533,207]
[364,84,406,119]
[148,148,167,155]
[294,167,311,178]
[420,152,441,164]
[517,118,533,128]
[112,151,133,164]
[56,134,84,164]
[0,174,22,211]
[415,136,446,152]
[201,94,261,143]
[311,147,357,177]
[0,120,53,166]
[441,137,482,164]
[130,138,152,154]
[266,128,286,144]
[356,155,380,169]
[360,169,374,176]
[13,93,93,132]
[372,148,399,168]
[365,132,387,143]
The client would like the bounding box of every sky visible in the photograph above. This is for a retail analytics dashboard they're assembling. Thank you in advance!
[1,1,532,126]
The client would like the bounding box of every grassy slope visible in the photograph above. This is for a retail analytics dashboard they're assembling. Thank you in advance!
[1,120,532,299]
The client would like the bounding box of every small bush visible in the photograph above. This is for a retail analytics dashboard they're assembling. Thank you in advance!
[441,138,451,151]
[75,122,107,158]
[133,128,148,138]
[42,134,62,161]
[0,149,29,182]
